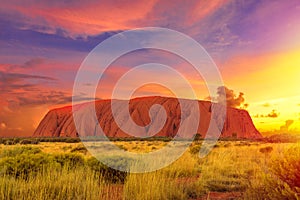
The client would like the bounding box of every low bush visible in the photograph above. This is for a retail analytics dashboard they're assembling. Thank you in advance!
[38,137,81,143]
[262,133,300,143]
[70,145,88,154]
[0,146,127,183]
[5,140,15,145]
[0,153,51,179]
[245,145,300,199]
[189,144,202,155]
[20,139,39,145]
[0,146,42,158]
[259,146,273,154]
[86,157,128,183]
[53,153,85,168]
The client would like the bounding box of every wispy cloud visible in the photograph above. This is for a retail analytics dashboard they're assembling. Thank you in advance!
[262,103,271,107]
[0,70,56,93]
[0,0,158,37]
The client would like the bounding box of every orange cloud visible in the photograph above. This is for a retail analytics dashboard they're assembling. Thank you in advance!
[254,110,280,118]
[280,120,294,132]
[267,110,280,118]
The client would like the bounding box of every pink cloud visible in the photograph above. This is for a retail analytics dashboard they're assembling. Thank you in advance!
[1,0,228,37]
[190,0,227,24]
[2,0,158,37]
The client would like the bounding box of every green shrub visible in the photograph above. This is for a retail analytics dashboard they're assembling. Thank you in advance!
[5,140,14,145]
[204,179,247,192]
[53,153,85,168]
[259,146,273,154]
[189,144,202,155]
[0,153,51,179]
[70,145,88,154]
[0,147,84,179]
[0,146,41,158]
[37,137,80,143]
[0,146,129,185]
[86,157,128,183]
[65,138,81,143]
[20,139,39,145]
[194,133,202,141]
[115,144,128,151]
[13,138,21,144]
[189,143,214,155]
[223,143,231,148]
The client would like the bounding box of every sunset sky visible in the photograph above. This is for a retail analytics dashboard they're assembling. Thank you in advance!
[1,0,300,136]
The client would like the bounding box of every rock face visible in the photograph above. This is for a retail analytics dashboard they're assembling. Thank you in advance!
[33,96,262,139]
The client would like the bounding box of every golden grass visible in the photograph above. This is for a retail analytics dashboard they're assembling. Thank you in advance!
[0,166,112,200]
[0,140,299,199]
[113,140,168,153]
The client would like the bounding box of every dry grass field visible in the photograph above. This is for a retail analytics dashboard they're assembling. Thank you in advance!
[0,139,299,199]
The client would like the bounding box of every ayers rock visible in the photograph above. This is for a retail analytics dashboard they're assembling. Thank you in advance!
[33,96,262,139]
